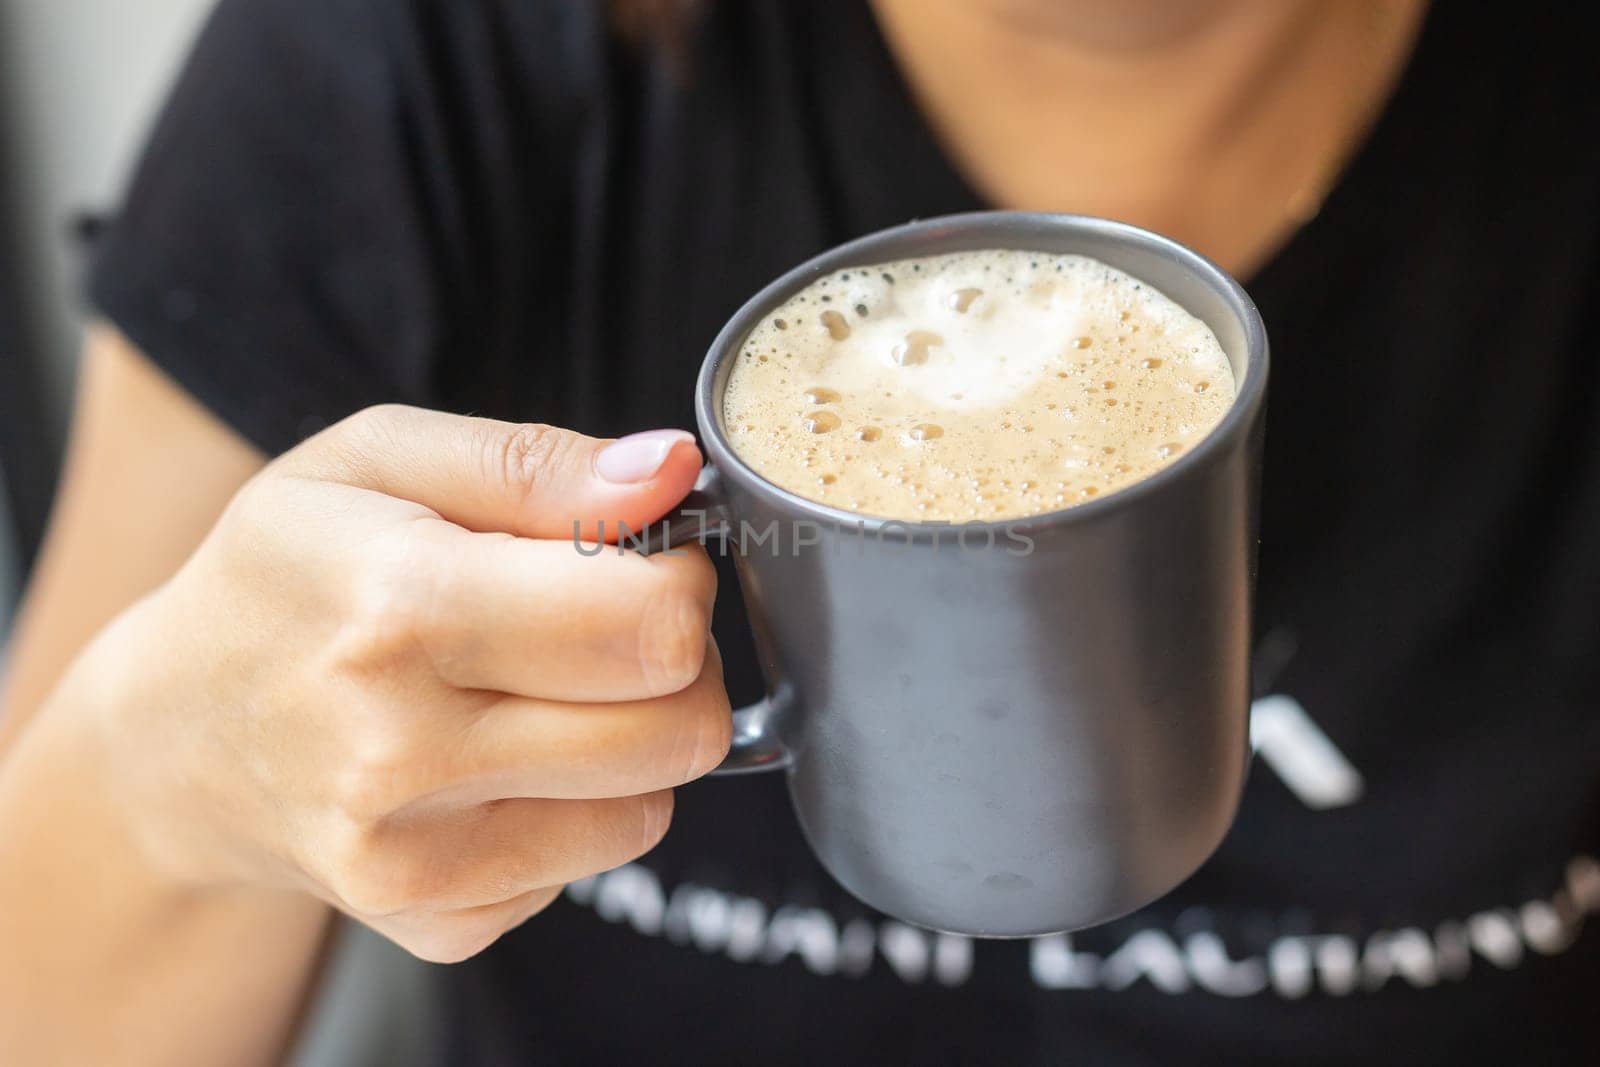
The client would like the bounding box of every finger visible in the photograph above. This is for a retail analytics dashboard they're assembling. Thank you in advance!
[287,405,703,542]
[370,885,564,965]
[402,519,717,702]
[372,791,675,913]
[422,645,732,803]
[464,883,566,935]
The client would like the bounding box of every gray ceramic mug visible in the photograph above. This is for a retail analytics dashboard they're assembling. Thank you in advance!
[639,211,1268,937]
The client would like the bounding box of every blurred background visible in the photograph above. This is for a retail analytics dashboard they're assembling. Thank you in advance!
[0,0,214,638]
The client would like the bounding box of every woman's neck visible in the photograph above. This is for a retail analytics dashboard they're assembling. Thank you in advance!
[869,0,1429,277]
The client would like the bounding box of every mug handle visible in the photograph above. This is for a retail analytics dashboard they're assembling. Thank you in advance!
[636,466,791,776]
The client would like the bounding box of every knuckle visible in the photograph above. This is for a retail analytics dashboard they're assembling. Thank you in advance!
[330,727,416,821]
[335,528,440,672]
[489,422,575,502]
[340,403,413,445]
[634,569,713,696]
[340,521,489,690]
[326,830,421,917]
[320,404,414,476]
[217,473,271,528]
[210,473,291,555]
[329,825,444,921]
[333,874,411,920]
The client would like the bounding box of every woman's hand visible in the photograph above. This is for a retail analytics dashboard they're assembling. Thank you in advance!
[75,405,728,963]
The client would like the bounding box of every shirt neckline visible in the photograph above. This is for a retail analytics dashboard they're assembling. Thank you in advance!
[836,0,1439,289]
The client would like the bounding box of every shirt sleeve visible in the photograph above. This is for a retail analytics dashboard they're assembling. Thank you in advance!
[87,0,462,455]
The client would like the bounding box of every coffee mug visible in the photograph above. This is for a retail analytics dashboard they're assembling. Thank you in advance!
[638,211,1268,937]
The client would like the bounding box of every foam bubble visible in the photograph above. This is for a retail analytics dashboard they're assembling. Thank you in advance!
[722,249,1236,522]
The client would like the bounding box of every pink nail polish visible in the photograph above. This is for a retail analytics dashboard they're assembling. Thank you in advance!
[595,429,695,484]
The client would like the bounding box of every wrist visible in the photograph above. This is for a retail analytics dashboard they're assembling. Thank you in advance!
[5,633,326,919]
[35,593,264,892]
[0,683,329,1064]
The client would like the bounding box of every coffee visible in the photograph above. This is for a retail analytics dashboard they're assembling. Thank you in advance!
[722,249,1235,522]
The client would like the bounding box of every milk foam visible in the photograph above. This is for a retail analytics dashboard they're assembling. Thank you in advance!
[722,249,1236,522]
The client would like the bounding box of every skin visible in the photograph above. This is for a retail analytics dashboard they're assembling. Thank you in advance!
[871,0,1428,278]
[1,330,726,1064]
[0,3,1425,1062]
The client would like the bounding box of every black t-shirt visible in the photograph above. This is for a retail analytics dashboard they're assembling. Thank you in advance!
[90,2,1600,1063]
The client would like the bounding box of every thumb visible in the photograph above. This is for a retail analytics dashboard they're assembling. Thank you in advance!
[292,405,703,542]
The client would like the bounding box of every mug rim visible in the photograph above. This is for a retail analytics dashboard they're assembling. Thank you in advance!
[694,210,1268,535]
